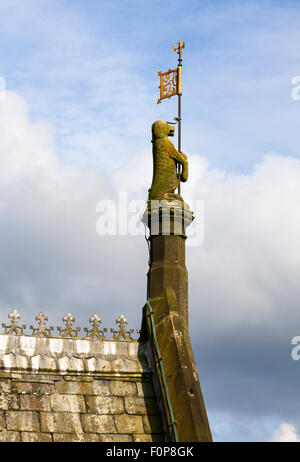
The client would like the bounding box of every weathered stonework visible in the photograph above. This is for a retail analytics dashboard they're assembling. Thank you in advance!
[142,196,212,442]
[0,334,166,442]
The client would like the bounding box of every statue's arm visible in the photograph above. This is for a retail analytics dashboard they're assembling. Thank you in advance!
[167,139,189,183]
[164,139,187,165]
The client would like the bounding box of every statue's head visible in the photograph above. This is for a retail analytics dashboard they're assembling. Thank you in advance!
[152,120,175,140]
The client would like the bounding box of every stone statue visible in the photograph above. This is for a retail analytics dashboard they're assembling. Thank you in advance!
[148,120,188,201]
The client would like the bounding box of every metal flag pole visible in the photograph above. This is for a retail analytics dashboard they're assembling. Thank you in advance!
[173,40,185,196]
[157,40,185,195]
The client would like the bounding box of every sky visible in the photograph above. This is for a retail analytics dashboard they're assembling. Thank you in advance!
[1,0,300,441]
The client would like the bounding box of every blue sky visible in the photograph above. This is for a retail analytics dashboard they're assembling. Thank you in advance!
[2,0,300,172]
[1,0,300,442]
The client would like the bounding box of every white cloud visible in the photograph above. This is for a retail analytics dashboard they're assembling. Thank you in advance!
[0,91,147,329]
[272,423,299,442]
[185,151,300,331]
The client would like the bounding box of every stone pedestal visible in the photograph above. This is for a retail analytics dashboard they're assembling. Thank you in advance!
[142,200,194,329]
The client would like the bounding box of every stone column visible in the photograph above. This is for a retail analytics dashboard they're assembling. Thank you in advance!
[145,200,193,329]
[142,199,212,442]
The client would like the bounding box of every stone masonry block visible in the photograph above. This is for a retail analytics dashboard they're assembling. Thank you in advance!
[0,392,19,410]
[0,381,11,393]
[20,395,51,412]
[40,412,83,434]
[53,433,100,442]
[133,434,153,442]
[13,382,54,395]
[124,397,158,415]
[114,415,144,434]
[0,412,5,430]
[0,395,8,411]
[6,411,40,432]
[124,397,147,415]
[50,394,86,413]
[109,381,137,397]
[99,434,133,442]
[55,380,110,396]
[85,396,124,414]
[133,433,165,442]
[0,430,21,442]
[21,432,52,442]
[81,414,115,434]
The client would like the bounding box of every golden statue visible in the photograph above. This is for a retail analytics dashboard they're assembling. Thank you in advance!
[148,120,188,201]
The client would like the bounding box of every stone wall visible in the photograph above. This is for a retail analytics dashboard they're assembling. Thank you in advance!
[0,332,166,442]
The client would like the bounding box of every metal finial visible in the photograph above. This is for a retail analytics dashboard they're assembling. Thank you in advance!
[173,40,185,58]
